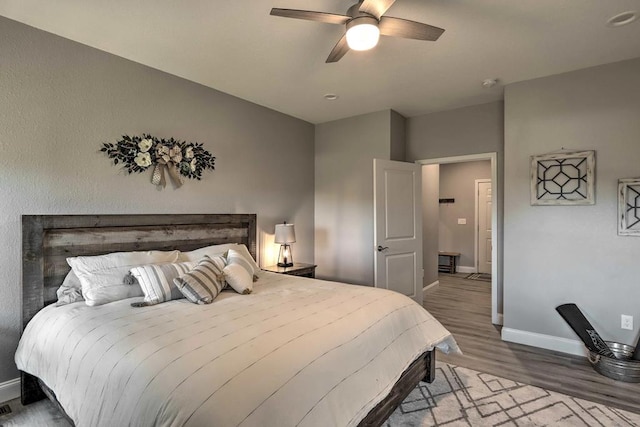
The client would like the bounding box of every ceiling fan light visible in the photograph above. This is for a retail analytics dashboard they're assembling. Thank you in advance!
[346,17,380,51]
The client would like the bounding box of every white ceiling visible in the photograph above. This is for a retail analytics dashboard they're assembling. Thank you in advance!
[2,0,640,123]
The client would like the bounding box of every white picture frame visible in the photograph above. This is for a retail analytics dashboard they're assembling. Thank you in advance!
[618,178,640,236]
[530,150,595,206]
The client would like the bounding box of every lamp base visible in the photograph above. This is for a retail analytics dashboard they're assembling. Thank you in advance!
[277,262,293,268]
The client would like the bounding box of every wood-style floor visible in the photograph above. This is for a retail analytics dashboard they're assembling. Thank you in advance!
[425,274,640,415]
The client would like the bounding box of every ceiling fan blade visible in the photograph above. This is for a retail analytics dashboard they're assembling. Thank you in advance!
[270,8,350,25]
[379,16,444,41]
[359,0,396,19]
[326,34,350,63]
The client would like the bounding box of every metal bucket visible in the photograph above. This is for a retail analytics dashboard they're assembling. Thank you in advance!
[588,341,640,383]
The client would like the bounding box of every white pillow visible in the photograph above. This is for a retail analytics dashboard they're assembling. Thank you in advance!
[178,243,238,262]
[223,263,253,294]
[55,270,84,306]
[230,244,261,277]
[67,250,180,306]
[130,261,195,304]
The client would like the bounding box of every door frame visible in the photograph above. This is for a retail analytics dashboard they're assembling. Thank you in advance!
[475,179,492,274]
[416,152,502,325]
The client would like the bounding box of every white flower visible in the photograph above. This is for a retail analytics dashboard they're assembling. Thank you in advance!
[169,145,182,163]
[184,147,194,159]
[134,152,152,168]
[138,138,153,152]
[190,158,197,172]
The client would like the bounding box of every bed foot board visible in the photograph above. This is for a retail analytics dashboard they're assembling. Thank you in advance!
[357,349,436,427]
[21,371,45,405]
[422,349,436,383]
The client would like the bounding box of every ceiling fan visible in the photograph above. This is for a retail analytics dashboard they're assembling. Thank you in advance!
[270,0,445,63]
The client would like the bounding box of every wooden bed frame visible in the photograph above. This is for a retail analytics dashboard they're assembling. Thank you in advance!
[21,213,434,427]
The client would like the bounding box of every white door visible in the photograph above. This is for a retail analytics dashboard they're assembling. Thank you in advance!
[373,159,423,305]
[476,180,492,274]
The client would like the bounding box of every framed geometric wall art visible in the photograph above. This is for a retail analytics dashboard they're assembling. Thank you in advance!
[618,178,640,236]
[530,150,595,206]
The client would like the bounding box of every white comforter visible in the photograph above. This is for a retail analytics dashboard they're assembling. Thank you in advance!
[16,272,458,427]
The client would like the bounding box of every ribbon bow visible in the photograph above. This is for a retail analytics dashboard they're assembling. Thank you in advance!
[151,145,184,188]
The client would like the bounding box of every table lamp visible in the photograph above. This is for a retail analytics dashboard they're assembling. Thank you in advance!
[275,222,296,267]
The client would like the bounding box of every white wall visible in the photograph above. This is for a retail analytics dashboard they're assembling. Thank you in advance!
[314,110,400,285]
[439,161,491,269]
[0,17,314,383]
[503,57,640,349]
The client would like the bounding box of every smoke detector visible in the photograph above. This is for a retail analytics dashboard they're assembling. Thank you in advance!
[482,79,499,89]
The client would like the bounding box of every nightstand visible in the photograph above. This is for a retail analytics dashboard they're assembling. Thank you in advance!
[262,263,317,278]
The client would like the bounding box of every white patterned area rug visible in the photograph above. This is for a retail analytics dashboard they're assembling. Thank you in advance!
[387,363,640,426]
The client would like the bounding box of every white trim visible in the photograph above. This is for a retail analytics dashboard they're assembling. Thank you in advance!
[417,153,495,166]
[416,152,501,325]
[497,313,504,325]
[456,266,476,273]
[501,327,587,357]
[0,377,20,404]
[423,279,439,292]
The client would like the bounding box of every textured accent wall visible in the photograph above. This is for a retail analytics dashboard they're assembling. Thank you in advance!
[0,17,314,383]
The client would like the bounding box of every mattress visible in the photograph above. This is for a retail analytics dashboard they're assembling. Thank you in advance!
[15,272,459,427]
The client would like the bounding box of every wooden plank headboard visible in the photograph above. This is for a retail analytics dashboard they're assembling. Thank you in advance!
[21,214,257,329]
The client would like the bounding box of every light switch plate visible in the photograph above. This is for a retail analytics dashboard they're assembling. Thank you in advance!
[458,218,467,225]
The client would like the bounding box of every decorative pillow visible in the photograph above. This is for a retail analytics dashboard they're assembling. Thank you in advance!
[55,270,84,306]
[226,246,260,280]
[223,263,253,295]
[130,261,195,304]
[174,255,227,304]
[178,243,238,263]
[67,250,180,306]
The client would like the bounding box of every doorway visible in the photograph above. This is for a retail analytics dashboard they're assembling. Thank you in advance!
[417,153,502,325]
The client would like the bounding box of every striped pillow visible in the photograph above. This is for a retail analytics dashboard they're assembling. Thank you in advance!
[130,261,195,304]
[226,248,258,281]
[173,255,226,304]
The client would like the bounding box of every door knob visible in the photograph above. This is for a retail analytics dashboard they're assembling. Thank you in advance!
[377,245,389,252]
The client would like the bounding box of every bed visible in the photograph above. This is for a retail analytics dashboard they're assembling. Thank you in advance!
[17,214,458,426]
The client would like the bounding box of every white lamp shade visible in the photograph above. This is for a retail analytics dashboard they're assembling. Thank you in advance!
[275,223,296,244]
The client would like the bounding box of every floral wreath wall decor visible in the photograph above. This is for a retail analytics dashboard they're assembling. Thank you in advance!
[101,134,216,189]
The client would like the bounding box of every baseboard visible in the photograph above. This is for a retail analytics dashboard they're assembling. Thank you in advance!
[501,327,587,357]
[423,280,439,292]
[456,266,476,274]
[493,313,504,326]
[0,377,20,404]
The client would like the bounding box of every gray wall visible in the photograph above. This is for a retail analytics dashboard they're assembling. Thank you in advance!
[422,165,440,287]
[390,110,406,161]
[0,17,314,383]
[406,101,504,161]
[503,57,640,345]
[439,161,491,269]
[314,110,400,285]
